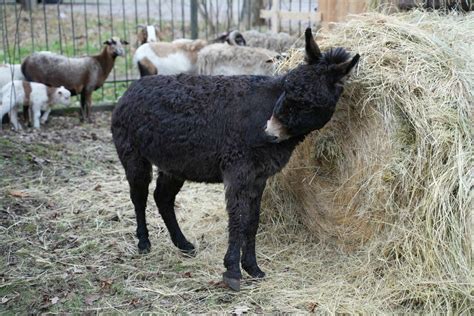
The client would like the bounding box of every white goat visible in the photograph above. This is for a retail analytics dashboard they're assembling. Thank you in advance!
[0,64,24,101]
[196,43,281,76]
[0,80,70,130]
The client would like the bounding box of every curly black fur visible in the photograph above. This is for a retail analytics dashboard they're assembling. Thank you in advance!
[111,28,359,291]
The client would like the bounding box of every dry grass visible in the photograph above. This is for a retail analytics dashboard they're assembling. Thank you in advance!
[266,9,473,312]
[0,113,397,314]
[0,10,472,314]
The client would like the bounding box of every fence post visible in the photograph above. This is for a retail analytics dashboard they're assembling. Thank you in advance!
[191,0,198,39]
[270,0,280,32]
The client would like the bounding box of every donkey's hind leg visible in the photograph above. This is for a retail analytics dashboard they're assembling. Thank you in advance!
[125,155,153,254]
[154,171,195,256]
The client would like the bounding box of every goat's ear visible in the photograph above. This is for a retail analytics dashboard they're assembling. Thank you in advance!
[305,28,321,64]
[216,32,229,42]
[136,24,145,29]
[332,54,360,82]
[103,40,111,45]
[266,53,286,63]
[122,40,130,45]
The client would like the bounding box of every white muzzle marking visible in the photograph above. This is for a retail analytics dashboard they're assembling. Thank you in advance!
[265,115,289,142]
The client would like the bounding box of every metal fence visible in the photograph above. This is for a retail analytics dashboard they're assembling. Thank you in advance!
[0,0,317,105]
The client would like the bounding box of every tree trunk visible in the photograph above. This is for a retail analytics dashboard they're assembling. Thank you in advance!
[241,0,268,29]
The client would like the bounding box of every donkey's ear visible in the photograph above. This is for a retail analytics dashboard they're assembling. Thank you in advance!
[332,54,360,82]
[338,54,360,75]
[305,28,321,64]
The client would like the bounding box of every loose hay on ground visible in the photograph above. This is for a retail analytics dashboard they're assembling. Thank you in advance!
[264,10,473,312]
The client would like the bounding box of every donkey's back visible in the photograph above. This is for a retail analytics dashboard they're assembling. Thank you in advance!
[112,74,281,182]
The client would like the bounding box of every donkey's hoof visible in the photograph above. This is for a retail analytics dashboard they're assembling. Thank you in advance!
[223,275,241,292]
[178,242,196,257]
[138,240,151,254]
[243,265,266,279]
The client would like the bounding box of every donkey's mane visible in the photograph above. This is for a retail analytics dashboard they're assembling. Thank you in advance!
[321,47,351,65]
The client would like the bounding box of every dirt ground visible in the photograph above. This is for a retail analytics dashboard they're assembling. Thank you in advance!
[0,111,347,314]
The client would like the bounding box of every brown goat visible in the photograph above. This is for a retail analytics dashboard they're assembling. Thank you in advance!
[21,37,128,122]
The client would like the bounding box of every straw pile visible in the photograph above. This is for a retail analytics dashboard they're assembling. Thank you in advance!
[263,10,473,311]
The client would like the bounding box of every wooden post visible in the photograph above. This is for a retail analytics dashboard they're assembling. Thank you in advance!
[320,0,366,29]
[336,0,349,22]
[319,0,328,29]
[270,0,280,33]
[348,0,367,13]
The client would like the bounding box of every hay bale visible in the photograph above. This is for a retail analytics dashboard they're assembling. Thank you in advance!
[263,10,473,310]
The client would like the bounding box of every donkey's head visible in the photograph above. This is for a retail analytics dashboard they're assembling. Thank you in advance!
[265,28,359,142]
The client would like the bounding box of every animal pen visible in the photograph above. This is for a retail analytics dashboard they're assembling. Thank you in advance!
[0,0,324,107]
[0,0,472,314]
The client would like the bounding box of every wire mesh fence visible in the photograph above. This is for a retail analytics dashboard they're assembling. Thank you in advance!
[0,0,317,105]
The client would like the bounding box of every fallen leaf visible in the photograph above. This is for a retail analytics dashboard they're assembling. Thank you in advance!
[39,294,52,310]
[100,279,113,291]
[233,305,249,315]
[50,296,59,305]
[49,212,60,219]
[109,214,120,222]
[130,298,140,306]
[94,184,102,191]
[308,302,319,312]
[9,190,28,198]
[91,132,98,141]
[85,294,101,305]
[182,272,192,278]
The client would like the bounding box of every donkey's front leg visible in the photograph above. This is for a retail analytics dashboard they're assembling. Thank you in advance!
[222,173,253,291]
[241,179,266,279]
